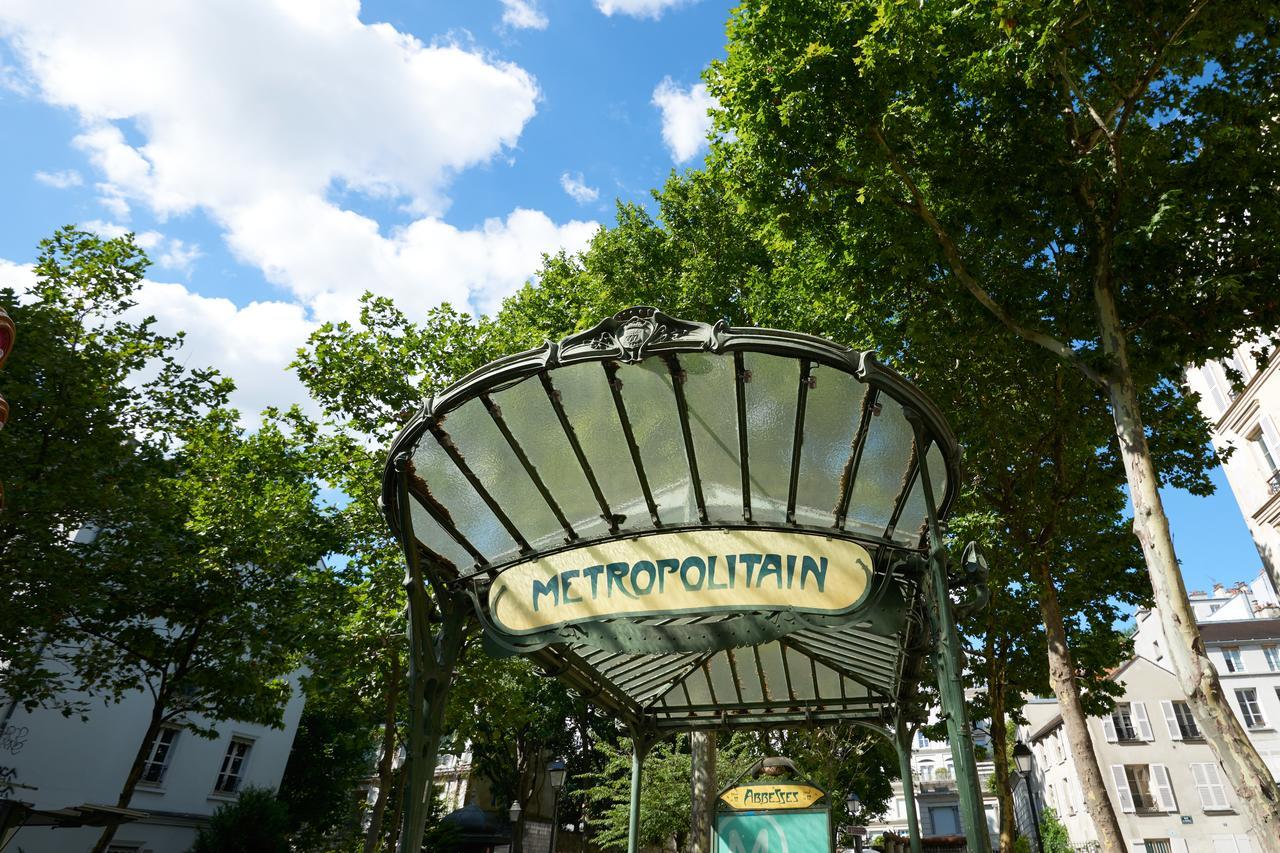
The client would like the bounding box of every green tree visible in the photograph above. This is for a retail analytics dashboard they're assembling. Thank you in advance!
[706,0,1280,839]
[191,786,291,853]
[82,409,341,853]
[289,297,502,853]
[0,226,230,712]
[279,701,376,851]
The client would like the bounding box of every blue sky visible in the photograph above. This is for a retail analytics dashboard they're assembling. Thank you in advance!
[0,0,1267,600]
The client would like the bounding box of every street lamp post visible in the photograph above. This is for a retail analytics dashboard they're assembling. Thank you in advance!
[1013,742,1045,853]
[508,800,523,853]
[548,758,568,853]
[845,792,863,853]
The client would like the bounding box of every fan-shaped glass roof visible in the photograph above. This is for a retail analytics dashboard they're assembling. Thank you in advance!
[382,307,960,731]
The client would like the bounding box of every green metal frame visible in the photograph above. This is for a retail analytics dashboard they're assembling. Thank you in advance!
[380,308,991,853]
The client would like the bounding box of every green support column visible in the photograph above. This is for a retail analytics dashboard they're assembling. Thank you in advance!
[894,722,923,853]
[627,737,645,853]
[395,457,467,853]
[910,422,991,853]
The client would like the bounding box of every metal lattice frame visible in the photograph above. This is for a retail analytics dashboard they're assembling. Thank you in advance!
[380,307,990,853]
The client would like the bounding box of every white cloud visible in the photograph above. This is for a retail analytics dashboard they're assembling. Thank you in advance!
[223,198,597,319]
[81,220,202,276]
[33,168,82,188]
[0,0,592,318]
[560,172,599,204]
[0,1,604,416]
[0,259,37,295]
[595,0,692,19]
[652,77,717,164]
[500,0,548,30]
[128,281,318,419]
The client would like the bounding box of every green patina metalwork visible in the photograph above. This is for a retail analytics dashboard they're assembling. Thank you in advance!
[380,307,991,853]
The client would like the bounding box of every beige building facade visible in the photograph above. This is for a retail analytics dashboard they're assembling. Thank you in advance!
[1021,574,1280,852]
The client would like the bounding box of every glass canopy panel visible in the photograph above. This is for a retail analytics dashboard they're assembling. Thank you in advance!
[743,353,799,523]
[759,643,792,702]
[784,643,816,698]
[891,441,949,546]
[681,661,713,705]
[443,398,566,552]
[489,375,612,542]
[411,435,519,562]
[681,353,743,523]
[551,362,649,531]
[707,653,738,704]
[408,497,476,572]
[843,399,915,538]
[616,360,697,525]
[728,648,763,703]
[796,366,867,527]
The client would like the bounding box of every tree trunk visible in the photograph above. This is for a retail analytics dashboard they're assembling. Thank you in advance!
[985,631,1016,853]
[1030,557,1127,852]
[1095,281,1280,848]
[91,699,167,853]
[385,764,404,853]
[690,730,716,853]
[364,652,403,853]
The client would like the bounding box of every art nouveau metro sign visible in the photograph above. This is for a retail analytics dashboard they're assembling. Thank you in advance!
[482,529,876,654]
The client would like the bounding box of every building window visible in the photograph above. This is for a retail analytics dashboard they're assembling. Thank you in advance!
[139,726,180,786]
[1170,701,1202,740]
[1236,688,1267,730]
[1128,766,1159,812]
[1111,764,1175,814]
[1191,762,1231,811]
[1223,647,1244,673]
[1105,701,1151,742]
[1267,646,1280,672]
[1144,841,1173,853]
[214,738,253,794]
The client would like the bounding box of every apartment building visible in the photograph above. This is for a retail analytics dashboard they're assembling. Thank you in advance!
[1019,573,1280,852]
[1,674,305,852]
[1185,341,1280,586]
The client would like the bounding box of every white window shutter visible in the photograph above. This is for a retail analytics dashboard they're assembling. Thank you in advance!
[1111,765,1135,813]
[1162,700,1182,740]
[1134,702,1155,741]
[1200,763,1231,810]
[1204,364,1229,412]
[1261,415,1280,466]
[1192,763,1213,809]
[1152,764,1177,812]
[1102,713,1118,743]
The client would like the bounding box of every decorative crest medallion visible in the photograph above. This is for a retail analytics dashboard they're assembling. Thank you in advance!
[560,305,714,364]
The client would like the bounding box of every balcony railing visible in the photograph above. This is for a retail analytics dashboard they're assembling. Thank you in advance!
[1267,468,1280,496]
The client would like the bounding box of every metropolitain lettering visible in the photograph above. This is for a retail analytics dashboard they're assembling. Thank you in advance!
[529,552,829,612]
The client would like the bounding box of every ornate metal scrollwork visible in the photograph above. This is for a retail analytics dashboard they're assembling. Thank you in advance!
[560,306,716,364]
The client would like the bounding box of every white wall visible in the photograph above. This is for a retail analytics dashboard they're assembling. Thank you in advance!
[3,673,305,853]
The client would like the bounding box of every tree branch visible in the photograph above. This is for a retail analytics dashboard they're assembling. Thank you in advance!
[1072,0,1213,153]
[869,123,1107,387]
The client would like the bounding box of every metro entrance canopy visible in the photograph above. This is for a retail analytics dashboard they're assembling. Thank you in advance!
[381,307,990,853]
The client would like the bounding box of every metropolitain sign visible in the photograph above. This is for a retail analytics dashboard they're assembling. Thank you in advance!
[488,529,873,637]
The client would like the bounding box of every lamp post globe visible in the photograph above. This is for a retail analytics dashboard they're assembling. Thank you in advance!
[548,758,568,790]
[1013,740,1034,776]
